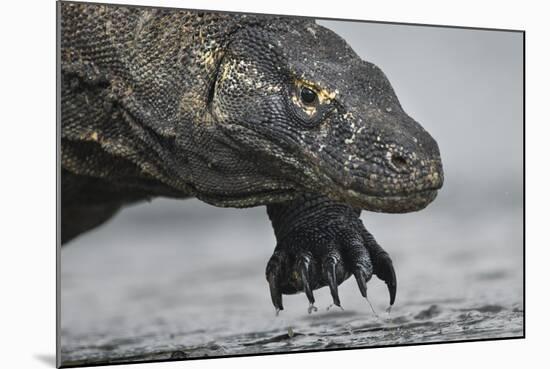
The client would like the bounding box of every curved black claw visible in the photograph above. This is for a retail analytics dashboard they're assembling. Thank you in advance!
[266,253,284,313]
[361,228,398,306]
[324,256,341,307]
[374,251,397,306]
[353,266,369,298]
[298,255,316,308]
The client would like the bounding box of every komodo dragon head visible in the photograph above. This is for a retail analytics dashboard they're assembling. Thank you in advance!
[192,16,443,212]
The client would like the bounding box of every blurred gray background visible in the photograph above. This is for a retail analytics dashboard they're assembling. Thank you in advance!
[61,20,523,365]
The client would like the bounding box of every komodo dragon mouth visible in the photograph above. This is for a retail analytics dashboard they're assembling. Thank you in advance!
[341,188,439,213]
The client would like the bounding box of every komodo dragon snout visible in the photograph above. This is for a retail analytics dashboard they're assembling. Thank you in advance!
[205,19,443,212]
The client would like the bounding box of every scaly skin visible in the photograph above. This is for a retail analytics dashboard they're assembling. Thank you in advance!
[60,2,443,311]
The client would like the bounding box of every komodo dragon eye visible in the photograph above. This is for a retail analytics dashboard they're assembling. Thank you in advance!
[290,82,334,128]
[300,86,318,105]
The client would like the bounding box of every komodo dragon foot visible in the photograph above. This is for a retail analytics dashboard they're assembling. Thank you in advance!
[266,193,396,314]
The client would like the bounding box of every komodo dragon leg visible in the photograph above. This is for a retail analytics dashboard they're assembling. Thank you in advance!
[266,193,396,313]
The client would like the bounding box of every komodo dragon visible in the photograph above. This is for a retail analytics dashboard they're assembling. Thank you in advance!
[60,2,444,313]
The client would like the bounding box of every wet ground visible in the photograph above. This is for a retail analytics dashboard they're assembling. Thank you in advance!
[60,195,524,367]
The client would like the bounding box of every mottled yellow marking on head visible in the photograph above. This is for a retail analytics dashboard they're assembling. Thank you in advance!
[266,85,282,93]
[219,61,231,83]
[202,50,216,67]
[343,112,355,120]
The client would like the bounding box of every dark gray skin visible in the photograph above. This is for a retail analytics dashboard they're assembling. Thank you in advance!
[61,3,443,312]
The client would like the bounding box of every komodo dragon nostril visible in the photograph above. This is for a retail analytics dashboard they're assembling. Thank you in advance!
[390,152,408,170]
